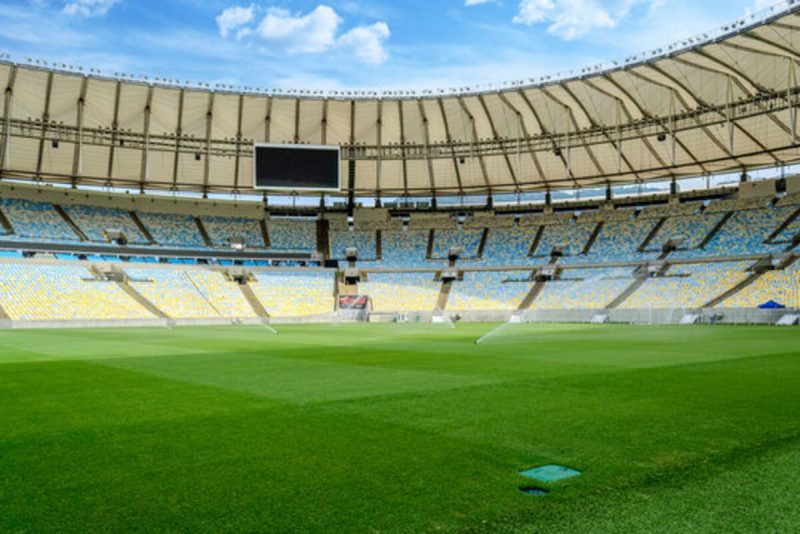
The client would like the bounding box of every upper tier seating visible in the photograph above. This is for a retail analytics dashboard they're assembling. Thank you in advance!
[330,230,377,260]
[267,219,317,252]
[361,272,441,312]
[203,216,265,248]
[64,205,148,244]
[588,220,661,263]
[647,212,725,251]
[675,206,796,258]
[448,271,533,311]
[249,270,334,317]
[0,198,78,242]
[432,228,484,259]
[476,226,539,267]
[705,206,795,255]
[378,230,434,268]
[621,262,751,309]
[136,212,206,248]
[126,268,221,318]
[771,213,800,245]
[532,221,596,259]
[0,263,151,320]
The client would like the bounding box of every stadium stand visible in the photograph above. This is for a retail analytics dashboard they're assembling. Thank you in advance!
[183,270,257,318]
[477,226,539,267]
[699,206,796,256]
[378,230,432,267]
[249,270,334,316]
[125,268,222,319]
[646,211,725,251]
[448,271,533,311]
[0,263,151,320]
[202,216,265,248]
[620,262,751,310]
[136,212,206,248]
[267,218,317,252]
[533,268,636,310]
[0,198,78,242]
[432,228,485,258]
[588,220,661,262]
[64,205,148,244]
[533,219,596,259]
[360,272,442,312]
[723,261,800,309]
[330,230,377,260]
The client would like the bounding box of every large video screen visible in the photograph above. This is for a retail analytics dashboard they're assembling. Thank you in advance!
[253,144,340,191]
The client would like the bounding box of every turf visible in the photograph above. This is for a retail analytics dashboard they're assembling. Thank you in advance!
[1,323,799,533]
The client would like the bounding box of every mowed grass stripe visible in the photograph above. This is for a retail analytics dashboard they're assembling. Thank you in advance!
[94,349,498,404]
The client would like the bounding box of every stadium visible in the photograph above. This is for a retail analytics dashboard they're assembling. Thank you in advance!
[1,0,800,531]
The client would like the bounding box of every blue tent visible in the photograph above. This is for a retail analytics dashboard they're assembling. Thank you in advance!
[758,300,786,309]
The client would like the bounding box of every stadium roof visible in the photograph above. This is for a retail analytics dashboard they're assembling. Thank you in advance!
[2,3,800,198]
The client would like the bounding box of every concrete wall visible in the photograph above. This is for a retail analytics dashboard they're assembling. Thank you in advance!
[0,307,795,329]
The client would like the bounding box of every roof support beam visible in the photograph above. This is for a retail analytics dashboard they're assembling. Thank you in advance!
[264,97,273,142]
[321,99,329,144]
[680,51,766,93]
[233,94,244,192]
[376,99,383,196]
[35,71,54,180]
[497,92,547,191]
[106,81,122,183]
[476,94,518,190]
[71,77,88,188]
[606,73,705,171]
[347,99,356,213]
[541,87,607,183]
[421,100,442,197]
[633,67,747,165]
[457,97,491,192]
[170,88,185,189]
[741,32,800,61]
[675,54,796,142]
[517,89,579,188]
[790,58,798,143]
[562,84,641,181]
[139,85,154,193]
[584,78,669,170]
[0,66,17,175]
[293,98,300,144]
[202,92,215,197]
[397,100,409,196]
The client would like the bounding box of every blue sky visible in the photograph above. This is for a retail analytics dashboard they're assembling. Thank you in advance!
[0,0,779,92]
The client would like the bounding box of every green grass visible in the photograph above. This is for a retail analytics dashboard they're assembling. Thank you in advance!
[1,323,799,533]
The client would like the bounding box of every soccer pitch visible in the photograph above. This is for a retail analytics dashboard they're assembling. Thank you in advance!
[1,324,799,533]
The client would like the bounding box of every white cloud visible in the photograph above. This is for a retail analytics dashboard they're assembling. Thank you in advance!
[61,0,119,18]
[513,0,647,40]
[216,5,255,39]
[337,22,390,65]
[257,5,342,53]
[217,4,391,64]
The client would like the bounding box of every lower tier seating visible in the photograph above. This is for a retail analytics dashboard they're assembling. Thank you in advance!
[621,262,751,310]
[0,263,151,320]
[723,262,800,308]
[249,271,334,317]
[360,272,441,312]
[126,268,224,319]
[533,268,635,310]
[448,271,533,311]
